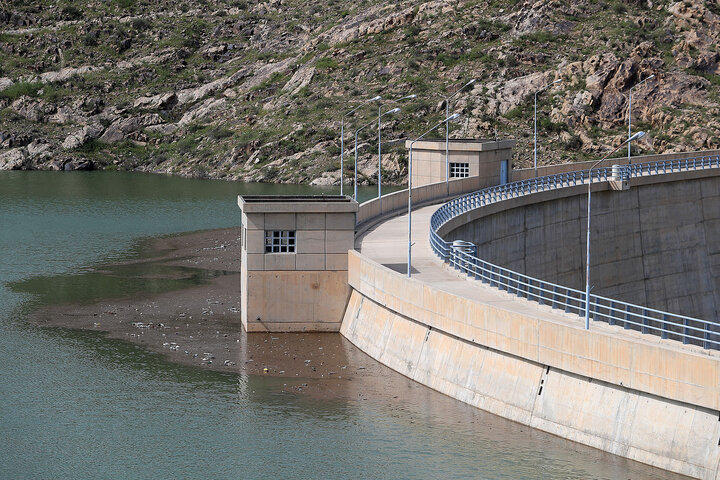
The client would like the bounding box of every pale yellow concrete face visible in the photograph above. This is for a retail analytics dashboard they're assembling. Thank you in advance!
[245,270,349,332]
[341,279,720,480]
[345,250,720,412]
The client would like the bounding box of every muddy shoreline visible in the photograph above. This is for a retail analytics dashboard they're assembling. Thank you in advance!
[29,227,407,398]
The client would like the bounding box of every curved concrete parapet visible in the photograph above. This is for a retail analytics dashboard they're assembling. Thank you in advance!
[431,155,720,350]
[342,250,720,479]
[342,152,720,479]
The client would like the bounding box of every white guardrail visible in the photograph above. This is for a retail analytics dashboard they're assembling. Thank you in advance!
[430,155,720,350]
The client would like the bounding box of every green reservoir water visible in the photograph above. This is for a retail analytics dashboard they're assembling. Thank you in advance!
[0,171,684,479]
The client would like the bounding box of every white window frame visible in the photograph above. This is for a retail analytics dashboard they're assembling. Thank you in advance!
[449,162,470,178]
[264,230,296,253]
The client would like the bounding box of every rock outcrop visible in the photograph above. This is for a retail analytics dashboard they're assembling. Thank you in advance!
[0,0,718,179]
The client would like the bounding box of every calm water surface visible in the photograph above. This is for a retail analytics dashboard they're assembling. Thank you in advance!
[0,171,685,479]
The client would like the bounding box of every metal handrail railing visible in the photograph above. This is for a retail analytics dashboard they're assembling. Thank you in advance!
[429,155,720,349]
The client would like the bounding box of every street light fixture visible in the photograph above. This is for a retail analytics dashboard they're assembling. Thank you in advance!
[584,130,646,330]
[534,78,562,177]
[379,94,417,200]
[444,79,476,186]
[627,74,655,163]
[408,112,461,278]
[341,95,381,196]
[354,107,401,200]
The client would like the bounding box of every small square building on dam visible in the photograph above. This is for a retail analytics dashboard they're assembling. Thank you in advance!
[407,138,516,187]
[237,195,358,332]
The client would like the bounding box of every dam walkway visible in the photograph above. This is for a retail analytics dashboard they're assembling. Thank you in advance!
[354,202,662,347]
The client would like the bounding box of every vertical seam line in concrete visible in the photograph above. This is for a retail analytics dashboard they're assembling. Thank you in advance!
[412,326,432,379]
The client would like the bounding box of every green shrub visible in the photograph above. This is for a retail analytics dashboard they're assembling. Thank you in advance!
[208,126,234,139]
[504,106,524,120]
[61,5,83,20]
[539,117,567,133]
[316,57,338,70]
[0,82,43,100]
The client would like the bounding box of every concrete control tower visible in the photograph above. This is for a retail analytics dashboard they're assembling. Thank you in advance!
[237,195,358,332]
[407,138,516,187]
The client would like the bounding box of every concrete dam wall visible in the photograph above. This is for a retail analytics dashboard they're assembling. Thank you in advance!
[445,174,720,324]
[341,251,720,480]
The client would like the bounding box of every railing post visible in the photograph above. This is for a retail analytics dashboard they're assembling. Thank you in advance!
[624,304,630,329]
[564,287,572,313]
[641,309,649,334]
[661,314,668,339]
[551,285,558,309]
[608,301,615,326]
[683,317,689,344]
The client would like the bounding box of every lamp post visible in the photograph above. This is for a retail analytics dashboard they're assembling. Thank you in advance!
[445,79,475,186]
[627,74,655,163]
[378,94,416,199]
[533,78,562,177]
[584,131,646,330]
[354,107,401,200]
[341,95,381,196]
[408,112,461,278]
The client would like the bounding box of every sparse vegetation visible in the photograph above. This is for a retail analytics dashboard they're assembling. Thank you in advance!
[0,0,716,181]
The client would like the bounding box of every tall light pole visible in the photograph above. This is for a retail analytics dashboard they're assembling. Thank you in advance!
[627,74,655,163]
[584,131,646,330]
[445,79,475,186]
[341,95,381,196]
[534,78,562,177]
[379,94,416,199]
[354,107,401,200]
[408,112,461,278]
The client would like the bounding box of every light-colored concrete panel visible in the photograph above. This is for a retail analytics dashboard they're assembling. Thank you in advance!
[246,253,265,271]
[264,213,296,230]
[326,253,348,271]
[296,254,325,271]
[243,212,264,230]
[264,253,296,270]
[296,230,325,254]
[246,229,267,255]
[325,213,355,230]
[297,212,326,230]
[326,230,356,254]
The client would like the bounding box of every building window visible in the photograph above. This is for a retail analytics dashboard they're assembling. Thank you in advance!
[450,162,470,178]
[264,230,295,253]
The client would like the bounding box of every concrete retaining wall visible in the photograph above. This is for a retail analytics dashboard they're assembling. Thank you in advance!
[445,171,720,324]
[341,251,720,479]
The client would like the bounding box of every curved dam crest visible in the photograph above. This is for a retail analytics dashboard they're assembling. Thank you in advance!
[445,174,720,324]
[341,159,720,480]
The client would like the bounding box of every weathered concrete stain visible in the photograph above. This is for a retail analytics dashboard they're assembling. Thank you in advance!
[341,252,720,479]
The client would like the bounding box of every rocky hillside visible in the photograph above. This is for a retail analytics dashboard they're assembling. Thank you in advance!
[0,0,719,185]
